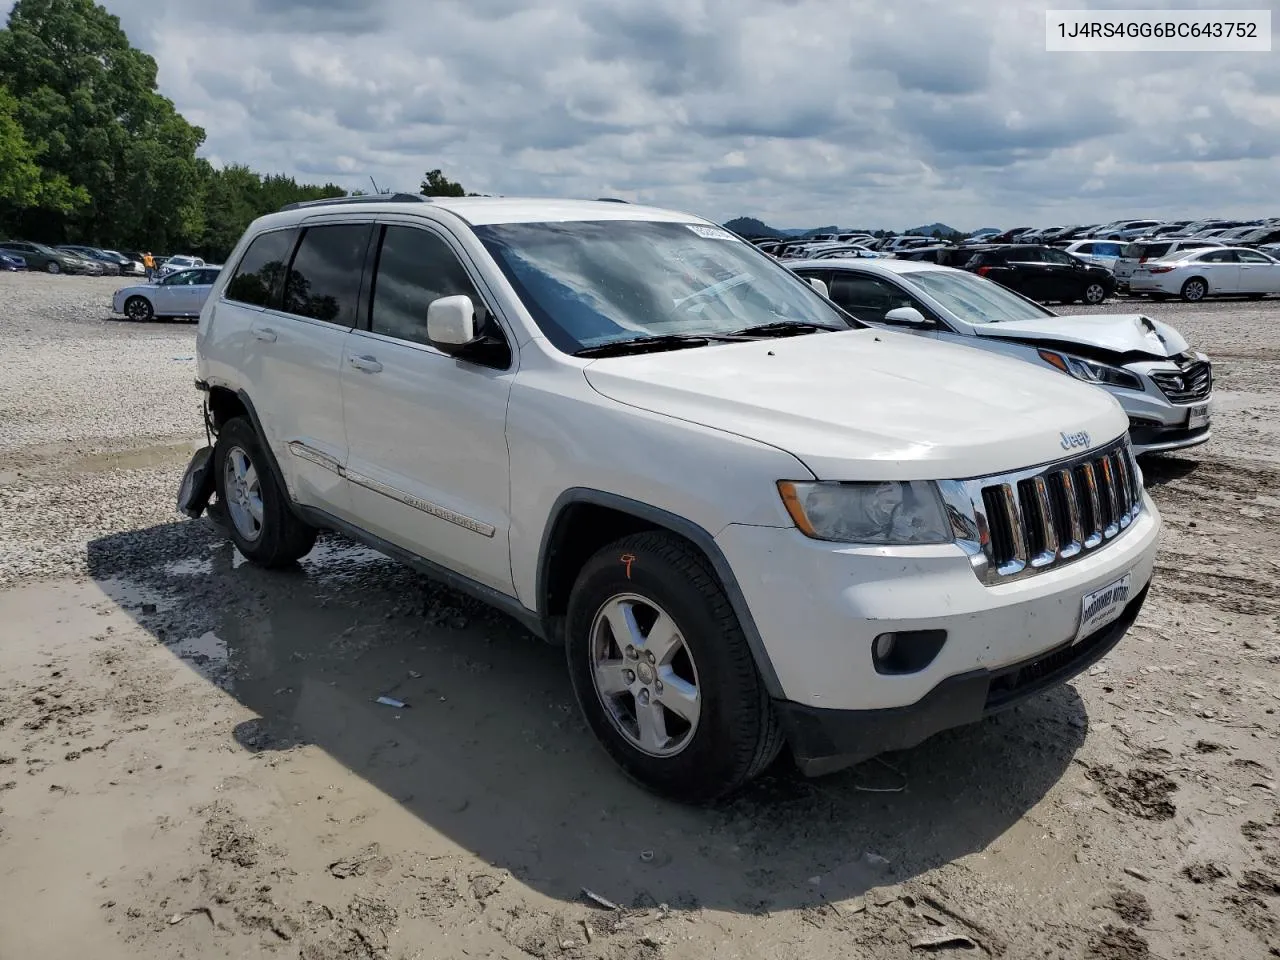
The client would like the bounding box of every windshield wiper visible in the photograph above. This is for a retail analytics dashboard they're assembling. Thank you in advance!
[729,320,844,337]
[574,332,754,358]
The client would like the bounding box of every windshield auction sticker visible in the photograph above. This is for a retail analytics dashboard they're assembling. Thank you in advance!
[684,224,741,241]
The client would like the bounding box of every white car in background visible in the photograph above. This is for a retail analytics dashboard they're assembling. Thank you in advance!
[788,257,1213,454]
[1111,238,1225,290]
[158,254,206,278]
[1128,246,1280,302]
[114,266,223,321]
[1061,239,1124,271]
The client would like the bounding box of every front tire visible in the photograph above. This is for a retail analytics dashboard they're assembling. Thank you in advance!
[565,532,783,803]
[124,296,154,322]
[46,261,60,274]
[1181,278,1207,302]
[213,417,316,567]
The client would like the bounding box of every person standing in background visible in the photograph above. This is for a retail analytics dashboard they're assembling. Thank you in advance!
[143,251,155,278]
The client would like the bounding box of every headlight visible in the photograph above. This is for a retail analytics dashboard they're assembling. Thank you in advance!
[777,480,953,544]
[1037,349,1144,391]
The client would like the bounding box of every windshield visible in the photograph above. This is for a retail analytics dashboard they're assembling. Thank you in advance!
[473,219,852,353]
[897,268,1053,324]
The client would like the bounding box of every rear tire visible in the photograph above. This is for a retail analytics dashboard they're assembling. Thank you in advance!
[1180,278,1207,302]
[565,531,783,803]
[213,417,316,567]
[1083,282,1107,305]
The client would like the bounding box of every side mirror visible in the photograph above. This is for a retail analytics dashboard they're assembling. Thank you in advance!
[807,277,829,298]
[884,306,931,327]
[427,295,477,351]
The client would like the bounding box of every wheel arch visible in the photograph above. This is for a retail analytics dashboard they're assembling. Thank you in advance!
[205,386,301,521]
[536,488,784,697]
[1181,275,1209,297]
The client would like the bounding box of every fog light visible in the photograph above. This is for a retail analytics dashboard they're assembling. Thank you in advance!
[873,634,896,661]
[872,630,948,675]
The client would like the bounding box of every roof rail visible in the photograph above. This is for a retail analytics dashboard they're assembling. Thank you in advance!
[278,192,429,212]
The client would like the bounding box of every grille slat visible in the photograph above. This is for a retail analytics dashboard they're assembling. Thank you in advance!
[971,438,1143,584]
[1150,358,1212,404]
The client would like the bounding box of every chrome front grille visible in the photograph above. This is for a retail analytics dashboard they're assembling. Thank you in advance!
[1150,358,1211,403]
[938,436,1144,585]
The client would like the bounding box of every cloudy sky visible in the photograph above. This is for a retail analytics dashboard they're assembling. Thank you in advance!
[7,0,1280,230]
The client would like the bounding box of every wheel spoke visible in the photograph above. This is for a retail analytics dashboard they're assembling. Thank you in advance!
[230,449,249,483]
[594,659,631,698]
[603,600,644,651]
[641,611,681,665]
[635,700,670,753]
[246,494,264,524]
[655,671,699,723]
[244,462,259,495]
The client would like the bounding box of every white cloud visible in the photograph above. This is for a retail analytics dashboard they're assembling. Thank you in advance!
[5,0,1280,229]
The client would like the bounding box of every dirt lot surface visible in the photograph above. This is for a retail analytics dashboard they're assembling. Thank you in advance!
[1,272,1278,960]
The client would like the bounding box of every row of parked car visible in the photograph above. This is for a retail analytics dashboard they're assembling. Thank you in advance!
[0,240,214,280]
[0,240,148,276]
[748,215,1280,304]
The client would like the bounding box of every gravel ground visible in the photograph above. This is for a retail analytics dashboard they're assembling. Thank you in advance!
[1,272,1278,960]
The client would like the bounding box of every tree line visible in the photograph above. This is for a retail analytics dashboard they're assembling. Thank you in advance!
[0,0,475,263]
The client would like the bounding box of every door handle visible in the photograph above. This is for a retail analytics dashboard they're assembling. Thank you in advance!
[349,355,383,373]
[253,327,277,342]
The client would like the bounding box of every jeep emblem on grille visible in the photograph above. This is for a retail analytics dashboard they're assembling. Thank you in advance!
[1060,431,1091,450]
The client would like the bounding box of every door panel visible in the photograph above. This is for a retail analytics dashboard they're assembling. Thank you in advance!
[1202,264,1240,293]
[341,332,515,592]
[230,223,369,518]
[340,223,516,594]
[250,313,353,514]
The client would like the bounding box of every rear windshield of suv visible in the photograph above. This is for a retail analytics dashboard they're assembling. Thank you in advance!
[1123,242,1170,259]
[473,220,854,354]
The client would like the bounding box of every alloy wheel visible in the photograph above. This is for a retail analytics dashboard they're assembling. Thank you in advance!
[589,593,701,757]
[223,445,264,542]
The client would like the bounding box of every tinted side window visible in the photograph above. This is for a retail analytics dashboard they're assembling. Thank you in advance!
[370,225,485,346]
[1075,243,1093,253]
[1200,250,1238,264]
[1147,243,1172,258]
[828,274,913,322]
[1237,249,1272,263]
[283,224,371,326]
[225,229,296,308]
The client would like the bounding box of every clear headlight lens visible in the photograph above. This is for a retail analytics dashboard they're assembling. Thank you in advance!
[777,480,953,544]
[1037,349,1145,391]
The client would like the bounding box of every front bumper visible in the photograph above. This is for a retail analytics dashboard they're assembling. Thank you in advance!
[776,583,1149,776]
[716,496,1160,711]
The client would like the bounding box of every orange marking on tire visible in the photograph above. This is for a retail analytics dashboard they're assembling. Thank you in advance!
[620,553,636,578]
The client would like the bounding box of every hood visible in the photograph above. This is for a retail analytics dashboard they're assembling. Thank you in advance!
[582,330,1127,482]
[971,313,1189,358]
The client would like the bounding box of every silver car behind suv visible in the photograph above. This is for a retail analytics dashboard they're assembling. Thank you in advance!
[788,257,1212,455]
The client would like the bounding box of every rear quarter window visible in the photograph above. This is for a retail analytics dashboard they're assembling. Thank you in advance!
[225,229,298,308]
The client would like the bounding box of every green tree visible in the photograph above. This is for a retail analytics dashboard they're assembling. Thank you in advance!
[0,83,86,215]
[189,164,345,262]
[420,168,466,197]
[0,0,205,248]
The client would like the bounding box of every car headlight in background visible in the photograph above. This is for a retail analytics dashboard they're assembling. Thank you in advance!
[777,480,953,544]
[1037,349,1145,391]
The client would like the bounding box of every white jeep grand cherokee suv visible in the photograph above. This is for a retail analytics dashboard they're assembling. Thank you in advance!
[179,194,1161,802]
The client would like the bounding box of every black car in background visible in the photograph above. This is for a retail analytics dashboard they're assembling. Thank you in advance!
[960,244,1116,304]
[0,240,87,274]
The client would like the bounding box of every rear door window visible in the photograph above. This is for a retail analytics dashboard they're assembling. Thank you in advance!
[282,223,372,326]
[225,229,297,308]
[1199,250,1239,264]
